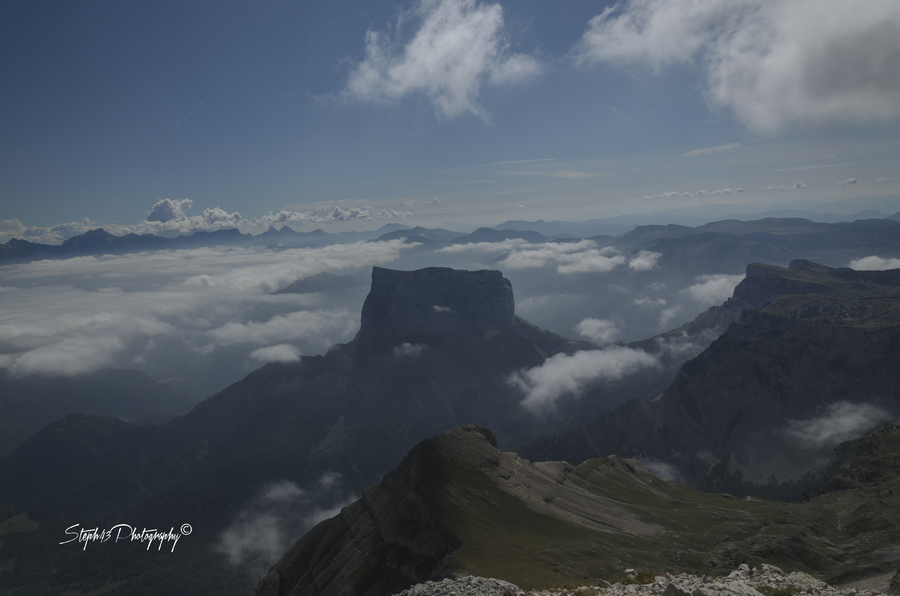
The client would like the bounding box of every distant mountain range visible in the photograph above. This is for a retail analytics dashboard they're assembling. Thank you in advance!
[6,210,900,271]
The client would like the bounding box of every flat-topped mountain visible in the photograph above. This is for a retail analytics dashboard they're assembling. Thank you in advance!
[357,267,515,344]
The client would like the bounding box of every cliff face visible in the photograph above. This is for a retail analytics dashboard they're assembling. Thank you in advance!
[356,267,515,345]
[522,261,900,498]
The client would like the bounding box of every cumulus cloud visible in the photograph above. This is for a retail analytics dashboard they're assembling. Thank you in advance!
[628,250,660,271]
[249,344,301,363]
[392,342,426,358]
[763,182,806,191]
[0,200,414,245]
[575,318,620,345]
[342,0,541,120]
[785,402,892,450]
[849,256,900,271]
[837,178,858,185]
[682,273,745,306]
[510,347,658,414]
[574,0,900,134]
[147,198,193,222]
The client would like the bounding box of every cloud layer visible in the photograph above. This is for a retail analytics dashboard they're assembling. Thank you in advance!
[575,0,900,134]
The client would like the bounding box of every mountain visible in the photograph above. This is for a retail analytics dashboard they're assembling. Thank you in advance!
[522,260,900,498]
[1,266,693,595]
[610,218,900,275]
[371,227,463,245]
[0,227,252,265]
[254,423,900,596]
[0,368,193,456]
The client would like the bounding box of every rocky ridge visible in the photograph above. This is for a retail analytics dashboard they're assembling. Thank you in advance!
[398,565,889,596]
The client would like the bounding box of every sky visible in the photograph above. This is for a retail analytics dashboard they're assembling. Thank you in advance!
[2,0,900,241]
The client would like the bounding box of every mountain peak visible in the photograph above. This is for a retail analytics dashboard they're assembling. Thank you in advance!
[357,267,515,344]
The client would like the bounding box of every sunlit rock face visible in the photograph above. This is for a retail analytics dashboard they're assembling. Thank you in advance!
[357,267,515,344]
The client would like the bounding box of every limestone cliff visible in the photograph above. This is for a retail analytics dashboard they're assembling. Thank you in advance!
[356,267,515,346]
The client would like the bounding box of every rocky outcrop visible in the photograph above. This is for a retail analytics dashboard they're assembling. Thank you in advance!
[356,267,515,345]
[252,427,496,596]
[400,565,888,596]
[521,261,900,498]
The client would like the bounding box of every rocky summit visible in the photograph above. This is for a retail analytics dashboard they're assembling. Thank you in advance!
[252,423,900,596]
[357,267,515,345]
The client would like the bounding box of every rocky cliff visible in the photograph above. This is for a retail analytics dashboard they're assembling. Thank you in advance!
[356,267,515,346]
[522,260,900,498]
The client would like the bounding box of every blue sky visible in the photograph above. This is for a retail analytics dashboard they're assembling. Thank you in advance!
[2,0,899,240]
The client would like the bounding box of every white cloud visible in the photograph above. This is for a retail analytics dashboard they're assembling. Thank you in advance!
[575,0,900,134]
[392,342,426,358]
[444,239,633,275]
[658,305,681,328]
[837,178,858,185]
[511,347,658,414]
[683,273,745,306]
[249,344,302,363]
[785,402,892,450]
[682,142,742,157]
[628,250,660,271]
[7,336,125,376]
[147,198,194,222]
[575,318,620,345]
[874,178,888,183]
[207,310,357,351]
[342,0,541,120]
[763,182,806,191]
[849,256,900,271]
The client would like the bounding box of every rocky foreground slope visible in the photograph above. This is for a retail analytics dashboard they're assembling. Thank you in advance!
[253,424,900,596]
[397,564,894,596]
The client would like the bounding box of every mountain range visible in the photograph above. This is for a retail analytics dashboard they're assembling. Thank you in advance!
[1,255,899,595]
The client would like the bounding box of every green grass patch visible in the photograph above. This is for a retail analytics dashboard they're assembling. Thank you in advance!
[0,512,39,536]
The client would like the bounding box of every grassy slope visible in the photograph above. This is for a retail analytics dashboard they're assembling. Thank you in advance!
[418,424,900,591]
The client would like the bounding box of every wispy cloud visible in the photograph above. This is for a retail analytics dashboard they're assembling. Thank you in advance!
[682,273,745,306]
[785,402,892,450]
[489,158,556,166]
[770,163,855,172]
[682,142,742,157]
[763,182,806,191]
